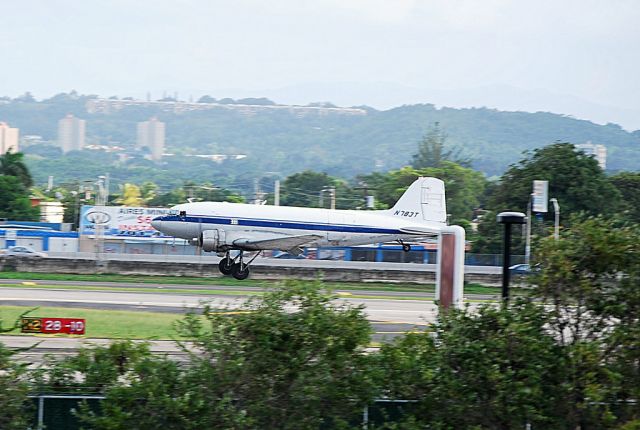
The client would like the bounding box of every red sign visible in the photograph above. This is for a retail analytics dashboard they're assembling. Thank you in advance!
[21,317,86,335]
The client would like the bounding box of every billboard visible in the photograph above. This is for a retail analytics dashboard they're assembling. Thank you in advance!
[80,205,175,237]
[532,180,548,213]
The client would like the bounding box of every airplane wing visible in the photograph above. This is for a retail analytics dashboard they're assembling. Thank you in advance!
[399,226,442,235]
[232,233,324,251]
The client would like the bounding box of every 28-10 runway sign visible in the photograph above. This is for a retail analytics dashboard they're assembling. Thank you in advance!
[21,317,86,335]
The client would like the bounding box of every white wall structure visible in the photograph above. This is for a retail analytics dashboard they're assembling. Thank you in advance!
[435,225,466,308]
[576,142,607,170]
[40,202,65,223]
[137,117,165,161]
[48,237,79,252]
[57,114,86,153]
[0,122,19,154]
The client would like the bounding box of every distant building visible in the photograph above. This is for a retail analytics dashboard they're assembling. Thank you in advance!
[0,122,19,154]
[137,117,165,161]
[39,201,65,223]
[57,114,86,153]
[576,142,607,170]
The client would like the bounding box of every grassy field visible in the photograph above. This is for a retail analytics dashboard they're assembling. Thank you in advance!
[0,305,188,339]
[0,271,506,295]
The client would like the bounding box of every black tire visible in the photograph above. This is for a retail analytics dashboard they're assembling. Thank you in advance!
[402,243,411,252]
[218,258,233,275]
[231,263,250,280]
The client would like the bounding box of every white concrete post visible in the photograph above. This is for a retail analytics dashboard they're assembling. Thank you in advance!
[435,225,466,309]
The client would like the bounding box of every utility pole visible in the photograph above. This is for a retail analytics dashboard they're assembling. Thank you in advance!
[274,180,280,206]
[330,187,335,210]
[525,193,533,266]
[497,212,526,302]
[320,187,336,209]
[94,176,107,270]
[354,182,376,209]
[550,198,560,240]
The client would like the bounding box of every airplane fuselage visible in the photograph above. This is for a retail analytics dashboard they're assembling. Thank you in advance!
[152,201,439,250]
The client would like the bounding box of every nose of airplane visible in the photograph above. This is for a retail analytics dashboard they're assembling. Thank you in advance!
[151,218,163,231]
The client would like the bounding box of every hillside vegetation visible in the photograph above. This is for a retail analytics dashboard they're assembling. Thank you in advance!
[1,92,638,188]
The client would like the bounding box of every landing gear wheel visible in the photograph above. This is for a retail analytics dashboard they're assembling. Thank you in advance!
[231,263,250,280]
[218,258,233,275]
[402,243,411,252]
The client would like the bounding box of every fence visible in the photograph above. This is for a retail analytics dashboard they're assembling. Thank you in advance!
[30,394,104,429]
[28,394,417,429]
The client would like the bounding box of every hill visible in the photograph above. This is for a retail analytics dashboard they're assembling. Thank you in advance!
[1,92,639,189]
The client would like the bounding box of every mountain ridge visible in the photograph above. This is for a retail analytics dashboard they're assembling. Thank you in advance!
[0,93,638,188]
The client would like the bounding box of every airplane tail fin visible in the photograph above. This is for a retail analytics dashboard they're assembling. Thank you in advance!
[386,177,447,224]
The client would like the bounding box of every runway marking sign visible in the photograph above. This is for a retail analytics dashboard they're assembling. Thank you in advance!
[21,317,86,335]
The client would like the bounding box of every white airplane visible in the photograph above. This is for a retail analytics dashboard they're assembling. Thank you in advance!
[151,177,447,280]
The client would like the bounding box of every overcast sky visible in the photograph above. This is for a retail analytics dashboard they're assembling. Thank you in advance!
[2,0,639,129]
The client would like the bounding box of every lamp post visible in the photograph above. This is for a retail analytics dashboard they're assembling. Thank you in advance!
[550,198,560,240]
[497,211,526,301]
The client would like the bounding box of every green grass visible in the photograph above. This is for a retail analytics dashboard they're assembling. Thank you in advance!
[0,306,188,340]
[0,282,503,302]
[0,271,263,286]
[0,272,506,295]
[0,282,264,297]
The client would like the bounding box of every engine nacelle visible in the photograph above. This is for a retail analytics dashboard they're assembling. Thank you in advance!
[198,229,227,252]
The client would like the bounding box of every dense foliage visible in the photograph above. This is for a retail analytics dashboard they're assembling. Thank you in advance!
[3,218,640,428]
[488,142,621,218]
[0,152,39,220]
[361,163,486,223]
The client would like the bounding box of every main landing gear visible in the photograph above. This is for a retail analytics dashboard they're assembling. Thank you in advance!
[397,240,411,252]
[218,251,260,280]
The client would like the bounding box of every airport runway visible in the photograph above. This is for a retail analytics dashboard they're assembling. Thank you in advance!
[0,286,440,324]
[1,280,487,360]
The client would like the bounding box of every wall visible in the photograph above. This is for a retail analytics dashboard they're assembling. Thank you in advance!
[0,257,502,285]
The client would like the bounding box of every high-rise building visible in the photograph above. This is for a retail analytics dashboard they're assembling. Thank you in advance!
[0,122,19,154]
[57,114,86,153]
[137,117,165,161]
[576,142,607,170]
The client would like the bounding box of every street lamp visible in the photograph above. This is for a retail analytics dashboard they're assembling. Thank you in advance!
[550,198,560,240]
[497,211,526,301]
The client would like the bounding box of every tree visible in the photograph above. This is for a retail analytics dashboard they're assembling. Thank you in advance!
[197,95,217,103]
[68,284,375,429]
[140,181,158,204]
[532,216,640,427]
[13,91,35,103]
[117,183,144,206]
[0,313,35,429]
[0,151,33,188]
[610,172,640,222]
[360,163,486,223]
[0,176,39,220]
[411,122,470,169]
[172,283,374,429]
[0,344,32,429]
[375,301,566,429]
[488,142,621,218]
[472,142,623,253]
[280,170,361,209]
[31,340,153,394]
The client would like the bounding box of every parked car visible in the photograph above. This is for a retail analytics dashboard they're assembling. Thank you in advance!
[273,252,308,259]
[2,246,48,258]
[509,263,534,275]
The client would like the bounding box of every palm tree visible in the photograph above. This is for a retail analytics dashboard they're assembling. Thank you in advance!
[0,151,33,188]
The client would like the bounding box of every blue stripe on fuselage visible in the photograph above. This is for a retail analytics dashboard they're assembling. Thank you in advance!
[159,215,401,235]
